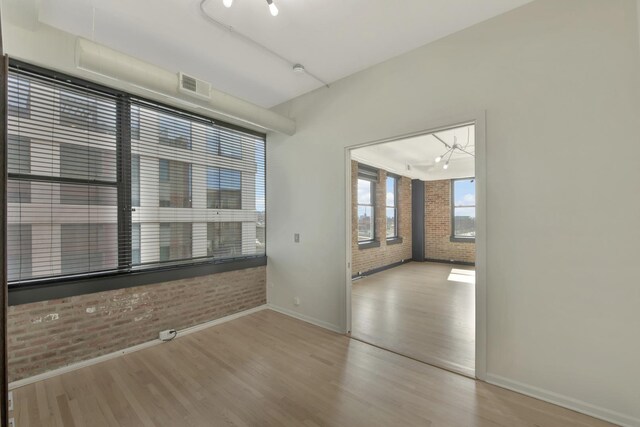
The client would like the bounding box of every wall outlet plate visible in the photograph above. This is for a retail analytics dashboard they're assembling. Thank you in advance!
[9,418,15,427]
[8,391,13,411]
[159,329,177,341]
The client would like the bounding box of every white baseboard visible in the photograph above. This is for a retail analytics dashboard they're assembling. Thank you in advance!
[485,373,639,427]
[9,304,268,390]
[267,304,344,334]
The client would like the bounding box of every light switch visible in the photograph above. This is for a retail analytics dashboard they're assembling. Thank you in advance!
[294,233,300,243]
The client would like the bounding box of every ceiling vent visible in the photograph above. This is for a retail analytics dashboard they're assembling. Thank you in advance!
[178,72,211,100]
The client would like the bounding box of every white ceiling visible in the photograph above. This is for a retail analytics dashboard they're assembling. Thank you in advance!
[351,124,475,181]
[37,0,532,108]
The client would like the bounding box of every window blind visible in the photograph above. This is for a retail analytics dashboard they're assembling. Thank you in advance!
[7,69,121,283]
[6,64,266,286]
[131,98,266,269]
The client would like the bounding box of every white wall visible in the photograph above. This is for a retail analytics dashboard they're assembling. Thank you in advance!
[266,0,640,425]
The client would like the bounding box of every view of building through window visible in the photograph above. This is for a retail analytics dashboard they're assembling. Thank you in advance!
[6,68,266,283]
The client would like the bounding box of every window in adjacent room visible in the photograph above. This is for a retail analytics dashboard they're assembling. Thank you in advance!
[386,175,398,239]
[452,178,476,240]
[357,166,377,243]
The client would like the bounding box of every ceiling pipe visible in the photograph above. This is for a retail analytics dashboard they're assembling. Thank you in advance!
[75,37,296,135]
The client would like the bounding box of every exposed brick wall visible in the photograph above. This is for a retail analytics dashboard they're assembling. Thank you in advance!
[7,266,266,382]
[351,161,412,275]
[425,180,475,263]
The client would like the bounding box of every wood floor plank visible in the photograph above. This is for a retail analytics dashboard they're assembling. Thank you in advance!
[11,309,613,426]
[352,262,476,376]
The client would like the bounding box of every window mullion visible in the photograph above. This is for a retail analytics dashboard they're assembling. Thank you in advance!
[116,96,132,270]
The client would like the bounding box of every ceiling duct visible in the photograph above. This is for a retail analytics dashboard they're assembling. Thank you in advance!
[75,37,296,135]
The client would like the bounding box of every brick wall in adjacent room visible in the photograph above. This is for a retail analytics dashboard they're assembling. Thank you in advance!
[7,266,266,382]
[425,180,475,263]
[351,161,412,275]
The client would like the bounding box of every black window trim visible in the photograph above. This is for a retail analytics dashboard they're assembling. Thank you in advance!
[451,177,476,243]
[6,58,267,305]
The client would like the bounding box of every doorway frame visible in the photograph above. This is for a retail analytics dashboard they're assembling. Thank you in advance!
[344,111,487,381]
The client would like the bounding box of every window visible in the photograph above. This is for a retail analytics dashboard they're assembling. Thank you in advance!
[131,105,140,140]
[159,159,192,208]
[386,175,398,239]
[132,223,141,265]
[8,75,30,118]
[207,126,242,159]
[6,63,266,293]
[207,167,242,209]
[357,166,377,242]
[59,89,116,134]
[208,222,242,258]
[7,225,32,282]
[131,155,140,207]
[158,112,191,149]
[61,224,118,275]
[452,178,476,240]
[159,223,192,262]
[59,143,117,182]
[8,136,31,203]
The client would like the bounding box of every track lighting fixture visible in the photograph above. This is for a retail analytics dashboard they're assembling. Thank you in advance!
[201,0,330,87]
[266,0,278,16]
[221,0,278,16]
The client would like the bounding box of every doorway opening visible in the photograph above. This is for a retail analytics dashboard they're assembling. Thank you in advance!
[346,122,481,378]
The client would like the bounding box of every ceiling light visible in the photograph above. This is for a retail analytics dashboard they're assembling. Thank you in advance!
[223,0,233,7]
[432,128,475,172]
[267,0,278,16]
[293,64,305,73]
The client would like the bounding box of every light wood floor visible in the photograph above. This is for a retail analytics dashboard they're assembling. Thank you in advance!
[352,262,475,376]
[11,310,613,427]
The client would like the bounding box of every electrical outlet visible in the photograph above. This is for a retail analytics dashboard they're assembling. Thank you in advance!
[293,297,300,306]
[9,417,15,427]
[8,391,13,411]
[159,329,177,341]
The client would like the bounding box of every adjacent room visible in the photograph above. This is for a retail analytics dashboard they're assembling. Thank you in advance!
[0,0,639,426]
[350,124,477,377]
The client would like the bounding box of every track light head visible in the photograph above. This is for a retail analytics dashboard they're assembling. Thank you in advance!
[223,0,233,7]
[443,161,449,170]
[435,155,442,163]
[266,0,278,16]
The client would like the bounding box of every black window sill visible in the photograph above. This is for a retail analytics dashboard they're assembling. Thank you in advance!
[8,256,267,306]
[450,236,476,243]
[386,237,403,245]
[358,240,381,249]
